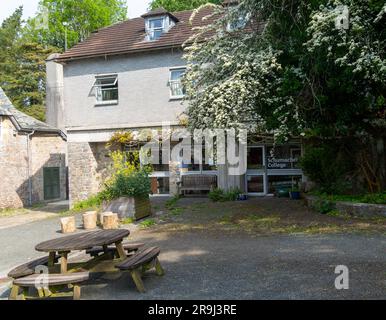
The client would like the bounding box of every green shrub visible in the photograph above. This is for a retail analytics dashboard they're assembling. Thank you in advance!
[104,170,151,199]
[312,199,336,214]
[72,194,105,212]
[223,188,242,201]
[208,188,225,202]
[300,144,352,194]
[209,188,242,202]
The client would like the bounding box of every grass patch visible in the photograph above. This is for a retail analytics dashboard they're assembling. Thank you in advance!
[0,208,28,217]
[121,217,135,225]
[165,195,181,209]
[73,195,104,212]
[139,218,157,228]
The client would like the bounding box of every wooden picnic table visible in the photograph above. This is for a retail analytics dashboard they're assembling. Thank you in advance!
[35,229,130,273]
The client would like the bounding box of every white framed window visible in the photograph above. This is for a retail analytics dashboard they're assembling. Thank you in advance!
[147,17,165,41]
[227,13,250,32]
[169,68,186,99]
[92,74,118,104]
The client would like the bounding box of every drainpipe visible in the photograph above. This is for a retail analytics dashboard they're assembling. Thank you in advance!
[26,131,35,206]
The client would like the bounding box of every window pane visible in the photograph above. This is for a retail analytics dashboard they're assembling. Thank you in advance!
[96,77,117,86]
[247,147,264,169]
[268,175,302,194]
[149,29,163,40]
[170,69,186,97]
[101,88,118,101]
[247,176,264,193]
[95,75,118,102]
[171,70,185,80]
[267,145,301,169]
[149,18,163,29]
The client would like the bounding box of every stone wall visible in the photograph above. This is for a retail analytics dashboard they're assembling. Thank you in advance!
[30,134,67,203]
[0,117,29,208]
[304,195,386,218]
[0,116,67,209]
[67,142,113,206]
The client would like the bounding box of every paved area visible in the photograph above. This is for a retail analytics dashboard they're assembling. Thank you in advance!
[0,201,69,230]
[0,198,385,300]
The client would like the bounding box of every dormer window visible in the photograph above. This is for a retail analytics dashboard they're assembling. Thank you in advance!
[142,8,178,42]
[147,17,165,41]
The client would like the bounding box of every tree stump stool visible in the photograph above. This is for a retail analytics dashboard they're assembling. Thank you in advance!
[60,216,76,234]
[83,211,97,230]
[102,213,119,230]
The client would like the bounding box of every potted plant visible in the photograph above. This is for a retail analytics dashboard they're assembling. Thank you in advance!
[290,183,301,200]
[102,151,152,221]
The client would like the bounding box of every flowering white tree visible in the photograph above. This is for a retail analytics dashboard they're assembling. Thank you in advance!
[183,0,386,190]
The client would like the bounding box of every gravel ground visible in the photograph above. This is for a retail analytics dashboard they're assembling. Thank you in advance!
[0,198,385,300]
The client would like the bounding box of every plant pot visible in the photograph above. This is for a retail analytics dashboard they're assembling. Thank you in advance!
[276,186,290,198]
[102,196,151,221]
[290,191,301,200]
[237,194,248,201]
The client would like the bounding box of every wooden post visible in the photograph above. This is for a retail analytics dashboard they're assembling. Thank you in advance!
[60,216,76,234]
[60,251,69,273]
[102,213,119,230]
[115,241,127,259]
[9,285,20,300]
[73,285,81,300]
[83,211,97,230]
[48,252,56,267]
[130,269,146,293]
[154,258,165,276]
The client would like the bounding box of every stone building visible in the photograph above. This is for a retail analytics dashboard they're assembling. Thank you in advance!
[46,4,304,206]
[0,87,67,209]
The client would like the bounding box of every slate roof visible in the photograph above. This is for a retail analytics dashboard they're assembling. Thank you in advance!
[141,7,178,21]
[56,6,219,62]
[0,87,65,137]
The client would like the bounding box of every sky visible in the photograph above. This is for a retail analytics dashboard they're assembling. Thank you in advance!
[0,0,151,24]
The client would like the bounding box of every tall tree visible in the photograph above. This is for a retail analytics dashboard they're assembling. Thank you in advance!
[0,7,56,121]
[150,0,222,12]
[28,0,128,50]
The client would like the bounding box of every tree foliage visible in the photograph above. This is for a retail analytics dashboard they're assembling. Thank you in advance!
[27,0,128,50]
[150,0,222,12]
[0,7,56,121]
[184,0,386,191]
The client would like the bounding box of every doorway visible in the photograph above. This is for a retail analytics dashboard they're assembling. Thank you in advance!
[43,167,60,200]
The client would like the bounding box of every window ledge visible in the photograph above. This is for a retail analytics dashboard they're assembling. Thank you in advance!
[95,100,118,107]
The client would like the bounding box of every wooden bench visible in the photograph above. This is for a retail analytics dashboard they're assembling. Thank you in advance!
[86,242,145,258]
[115,247,164,293]
[10,272,89,300]
[179,175,217,195]
[8,255,60,279]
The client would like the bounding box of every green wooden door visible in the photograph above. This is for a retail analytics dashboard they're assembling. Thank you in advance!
[44,167,60,200]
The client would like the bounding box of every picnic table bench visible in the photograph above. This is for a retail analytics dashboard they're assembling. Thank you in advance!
[10,272,89,300]
[8,255,60,279]
[116,247,164,293]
